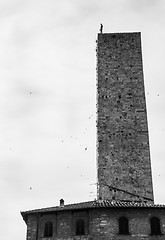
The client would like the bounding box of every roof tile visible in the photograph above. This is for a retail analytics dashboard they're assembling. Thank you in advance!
[21,200,165,220]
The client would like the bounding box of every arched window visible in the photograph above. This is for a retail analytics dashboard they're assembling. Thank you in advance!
[119,216,129,235]
[150,217,161,235]
[44,221,53,238]
[76,219,85,235]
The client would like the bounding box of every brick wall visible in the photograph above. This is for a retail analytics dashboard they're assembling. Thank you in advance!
[26,214,38,240]
[90,208,165,239]
[96,32,154,202]
[26,208,165,240]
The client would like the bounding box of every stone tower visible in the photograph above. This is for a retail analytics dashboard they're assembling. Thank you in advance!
[97,32,154,203]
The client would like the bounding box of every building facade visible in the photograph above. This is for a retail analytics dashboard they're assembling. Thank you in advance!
[21,32,165,240]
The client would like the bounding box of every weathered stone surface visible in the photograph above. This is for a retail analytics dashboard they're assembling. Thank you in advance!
[97,32,154,202]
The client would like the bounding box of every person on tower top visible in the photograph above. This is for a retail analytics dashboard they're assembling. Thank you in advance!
[100,23,103,34]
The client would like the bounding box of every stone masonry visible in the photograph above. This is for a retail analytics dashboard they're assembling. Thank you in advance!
[24,205,165,240]
[97,32,154,202]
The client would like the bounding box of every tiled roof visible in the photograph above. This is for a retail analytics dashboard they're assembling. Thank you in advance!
[21,201,94,219]
[92,200,165,208]
[21,200,165,222]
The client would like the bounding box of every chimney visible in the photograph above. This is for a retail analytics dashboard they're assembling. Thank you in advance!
[60,199,64,207]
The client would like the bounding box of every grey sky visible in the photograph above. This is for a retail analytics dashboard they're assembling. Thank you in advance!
[0,0,165,239]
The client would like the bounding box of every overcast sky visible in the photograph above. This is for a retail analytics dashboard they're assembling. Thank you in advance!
[0,0,165,239]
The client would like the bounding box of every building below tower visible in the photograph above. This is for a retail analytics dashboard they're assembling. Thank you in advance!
[21,200,165,240]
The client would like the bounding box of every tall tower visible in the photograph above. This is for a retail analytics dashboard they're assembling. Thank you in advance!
[97,32,154,203]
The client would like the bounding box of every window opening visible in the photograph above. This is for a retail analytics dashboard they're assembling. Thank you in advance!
[150,217,161,235]
[119,216,129,235]
[44,221,53,238]
[76,219,85,235]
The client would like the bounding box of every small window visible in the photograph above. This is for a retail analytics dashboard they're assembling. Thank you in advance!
[44,221,53,238]
[76,219,85,235]
[119,216,129,235]
[150,217,161,235]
